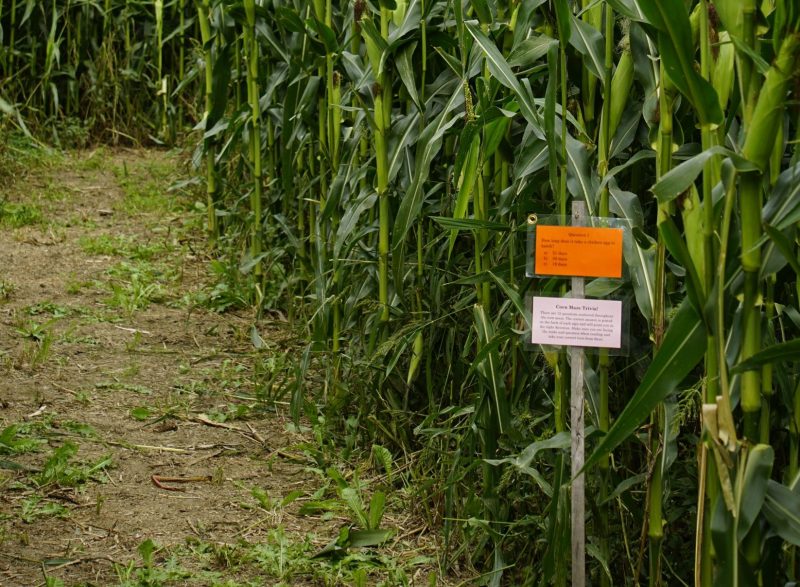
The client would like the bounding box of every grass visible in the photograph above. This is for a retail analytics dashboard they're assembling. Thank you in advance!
[113,157,182,214]
[109,527,436,587]
[80,234,168,260]
[103,259,177,313]
[0,201,43,227]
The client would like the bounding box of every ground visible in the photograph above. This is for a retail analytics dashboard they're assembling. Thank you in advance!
[0,146,449,587]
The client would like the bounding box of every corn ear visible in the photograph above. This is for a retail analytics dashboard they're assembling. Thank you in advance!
[712,31,735,113]
[607,49,633,139]
[742,33,800,170]
[406,331,423,386]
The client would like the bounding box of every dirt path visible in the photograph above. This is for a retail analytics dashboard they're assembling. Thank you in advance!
[0,148,444,586]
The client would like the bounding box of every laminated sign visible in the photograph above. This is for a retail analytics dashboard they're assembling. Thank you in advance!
[534,225,623,278]
[530,296,623,349]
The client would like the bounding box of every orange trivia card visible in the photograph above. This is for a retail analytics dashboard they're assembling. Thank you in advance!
[534,225,623,278]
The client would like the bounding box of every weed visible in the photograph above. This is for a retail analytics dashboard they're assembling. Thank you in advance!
[103,260,175,314]
[0,425,44,455]
[65,277,96,295]
[59,421,99,439]
[35,180,70,202]
[250,527,313,581]
[33,442,112,489]
[113,158,179,215]
[95,381,153,395]
[20,495,69,523]
[15,318,56,369]
[205,403,251,423]
[0,200,43,227]
[0,280,14,301]
[69,148,109,172]
[79,234,168,260]
[24,301,72,318]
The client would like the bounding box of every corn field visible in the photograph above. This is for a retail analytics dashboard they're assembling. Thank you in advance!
[3,0,800,584]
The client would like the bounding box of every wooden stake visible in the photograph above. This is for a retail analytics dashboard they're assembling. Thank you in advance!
[570,200,587,586]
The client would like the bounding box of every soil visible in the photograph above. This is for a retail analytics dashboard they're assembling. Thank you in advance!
[0,149,447,586]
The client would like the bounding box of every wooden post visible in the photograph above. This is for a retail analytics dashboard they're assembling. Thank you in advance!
[570,200,586,586]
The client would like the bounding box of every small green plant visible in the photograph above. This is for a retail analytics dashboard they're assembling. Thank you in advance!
[24,301,71,318]
[79,234,167,260]
[0,200,43,227]
[0,280,14,301]
[15,319,56,369]
[33,442,112,489]
[20,495,69,523]
[0,425,44,454]
[103,260,174,314]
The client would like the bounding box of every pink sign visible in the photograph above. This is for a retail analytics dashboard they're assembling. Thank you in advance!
[530,296,622,349]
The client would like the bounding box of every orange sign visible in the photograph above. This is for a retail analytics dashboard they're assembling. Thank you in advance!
[534,225,623,278]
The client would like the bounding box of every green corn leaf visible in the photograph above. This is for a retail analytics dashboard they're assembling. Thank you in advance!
[731,338,800,374]
[471,0,493,25]
[483,114,512,159]
[486,432,570,496]
[464,21,541,130]
[761,224,800,278]
[473,305,511,435]
[322,149,361,221]
[659,215,707,326]
[387,111,421,183]
[605,0,647,22]
[335,191,376,259]
[569,14,605,82]
[652,146,757,204]
[450,132,481,255]
[763,480,800,546]
[208,44,232,128]
[566,135,598,214]
[763,162,800,231]
[392,80,465,250]
[598,473,647,506]
[388,0,421,47]
[306,17,338,55]
[508,35,556,68]
[552,0,572,45]
[276,6,305,33]
[395,43,422,113]
[736,445,774,542]
[637,0,722,124]
[432,217,509,232]
[487,271,527,325]
[545,41,559,196]
[582,299,706,473]
[599,147,656,193]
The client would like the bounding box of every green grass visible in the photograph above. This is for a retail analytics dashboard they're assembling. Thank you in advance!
[79,234,168,260]
[103,259,177,313]
[0,201,43,227]
[113,157,181,215]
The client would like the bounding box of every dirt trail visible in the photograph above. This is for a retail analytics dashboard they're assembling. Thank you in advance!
[0,149,442,586]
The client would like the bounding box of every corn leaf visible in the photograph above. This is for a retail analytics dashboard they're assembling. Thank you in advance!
[652,146,757,204]
[582,299,706,473]
[465,21,541,131]
[763,480,800,546]
[392,80,464,250]
[637,0,722,124]
[736,445,774,542]
[569,15,605,82]
[473,305,511,435]
[731,339,800,374]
